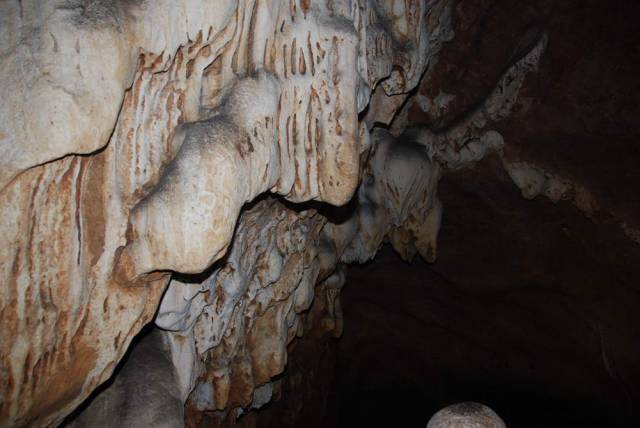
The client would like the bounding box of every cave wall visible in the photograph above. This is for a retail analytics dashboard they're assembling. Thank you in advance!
[0,1,456,426]
[257,1,640,426]
[2,0,637,426]
[407,0,640,241]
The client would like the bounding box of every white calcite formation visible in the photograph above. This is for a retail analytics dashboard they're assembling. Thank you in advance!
[0,1,455,426]
[340,34,548,265]
[502,159,599,216]
[0,1,546,426]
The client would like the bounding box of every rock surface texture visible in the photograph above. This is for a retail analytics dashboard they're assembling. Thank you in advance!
[427,402,506,428]
[268,1,639,427]
[0,0,457,426]
[4,0,634,427]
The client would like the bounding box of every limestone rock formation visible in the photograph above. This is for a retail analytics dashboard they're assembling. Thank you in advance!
[0,0,561,426]
[318,2,640,426]
[0,0,455,426]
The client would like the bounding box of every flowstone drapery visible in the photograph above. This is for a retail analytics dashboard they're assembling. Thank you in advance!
[0,1,548,426]
[0,1,454,426]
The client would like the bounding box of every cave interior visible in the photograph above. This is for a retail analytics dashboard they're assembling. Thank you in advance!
[1,0,640,427]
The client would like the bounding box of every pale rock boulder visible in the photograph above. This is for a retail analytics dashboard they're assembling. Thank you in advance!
[427,402,506,428]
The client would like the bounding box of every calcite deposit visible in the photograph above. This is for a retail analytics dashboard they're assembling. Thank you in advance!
[0,0,553,426]
[0,1,455,426]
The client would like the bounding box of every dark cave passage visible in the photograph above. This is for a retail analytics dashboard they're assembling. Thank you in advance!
[325,160,640,428]
[328,247,631,428]
[324,159,640,428]
[251,155,640,428]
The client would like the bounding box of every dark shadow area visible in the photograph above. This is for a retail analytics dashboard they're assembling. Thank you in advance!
[323,156,640,428]
[326,247,635,428]
[252,154,640,428]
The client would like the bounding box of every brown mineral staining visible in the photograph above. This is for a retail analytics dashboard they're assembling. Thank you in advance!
[25,341,97,427]
[307,33,316,76]
[0,1,455,425]
[81,156,107,268]
[300,0,311,16]
[186,59,195,78]
[291,38,298,74]
[299,47,307,74]
[281,43,289,78]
